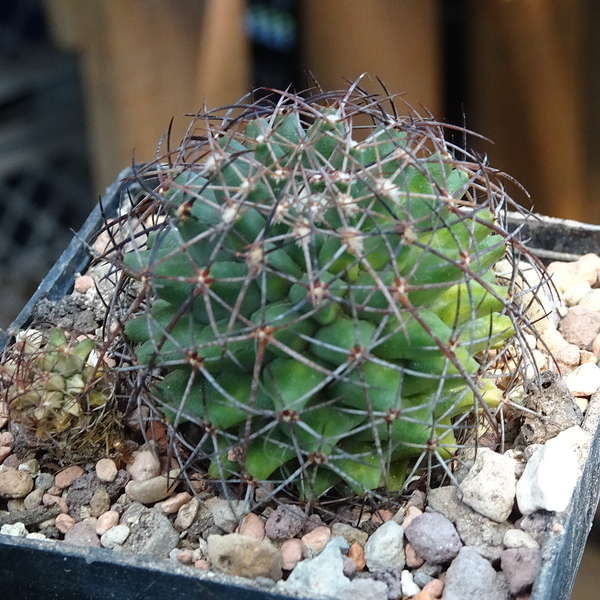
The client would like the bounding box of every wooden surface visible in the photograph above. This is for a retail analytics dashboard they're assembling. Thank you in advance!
[43,0,596,222]
[45,0,250,190]
[300,0,442,117]
[467,0,588,221]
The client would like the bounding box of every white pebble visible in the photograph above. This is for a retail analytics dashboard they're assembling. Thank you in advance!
[459,449,516,523]
[100,524,130,549]
[564,362,600,397]
[562,282,592,307]
[401,570,421,597]
[1,522,28,537]
[126,450,160,481]
[579,289,600,312]
[517,426,588,515]
[96,458,118,483]
[503,529,539,549]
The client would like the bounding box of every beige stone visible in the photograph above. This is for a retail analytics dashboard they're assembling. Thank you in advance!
[55,513,76,534]
[348,542,366,571]
[280,538,303,571]
[95,458,118,483]
[207,533,282,580]
[96,510,120,535]
[301,525,330,558]
[238,513,265,540]
[55,466,84,489]
[0,467,34,499]
[161,492,192,515]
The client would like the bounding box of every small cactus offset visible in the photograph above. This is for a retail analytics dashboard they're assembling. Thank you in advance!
[118,84,532,502]
[0,327,121,462]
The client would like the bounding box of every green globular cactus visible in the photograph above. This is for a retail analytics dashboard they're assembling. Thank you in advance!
[120,85,527,501]
[0,327,121,463]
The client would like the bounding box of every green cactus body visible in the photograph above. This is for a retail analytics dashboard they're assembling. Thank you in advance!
[122,85,524,501]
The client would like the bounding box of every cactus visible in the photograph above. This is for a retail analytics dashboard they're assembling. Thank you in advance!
[0,327,121,463]
[118,85,530,501]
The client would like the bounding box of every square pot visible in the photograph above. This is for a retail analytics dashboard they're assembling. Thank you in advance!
[0,175,598,600]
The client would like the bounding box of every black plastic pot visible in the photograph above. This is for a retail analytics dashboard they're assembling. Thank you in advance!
[1,177,598,600]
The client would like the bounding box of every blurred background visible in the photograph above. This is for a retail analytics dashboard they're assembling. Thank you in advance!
[1,0,598,328]
[0,2,598,595]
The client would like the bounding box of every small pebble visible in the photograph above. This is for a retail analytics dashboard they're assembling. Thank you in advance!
[175,549,195,565]
[0,431,13,446]
[404,513,462,564]
[26,532,47,541]
[516,426,585,514]
[1,522,28,537]
[501,548,542,595]
[126,450,161,481]
[281,538,303,570]
[38,517,56,530]
[347,542,366,571]
[90,488,111,517]
[559,305,600,351]
[174,496,200,531]
[238,512,265,540]
[42,493,68,513]
[211,499,246,533]
[579,288,600,312]
[55,513,76,534]
[443,546,504,599]
[96,510,120,535]
[0,446,12,463]
[301,526,331,558]
[18,459,39,477]
[562,282,592,306]
[161,492,192,514]
[401,570,422,597]
[126,475,178,504]
[55,466,84,489]
[23,488,44,510]
[503,529,540,549]
[64,518,100,548]
[7,498,24,511]
[401,505,423,529]
[0,467,34,499]
[548,254,600,293]
[74,275,95,293]
[96,458,118,483]
[3,455,22,469]
[564,362,600,397]
[207,533,282,580]
[101,524,131,549]
[194,559,210,570]
[538,327,569,355]
[364,520,405,571]
[422,578,444,598]
[459,448,516,523]
[556,344,582,368]
[265,504,305,540]
[35,473,55,491]
[405,542,426,568]
[331,522,368,546]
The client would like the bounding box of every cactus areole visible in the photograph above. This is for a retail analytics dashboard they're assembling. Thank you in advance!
[122,84,527,502]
